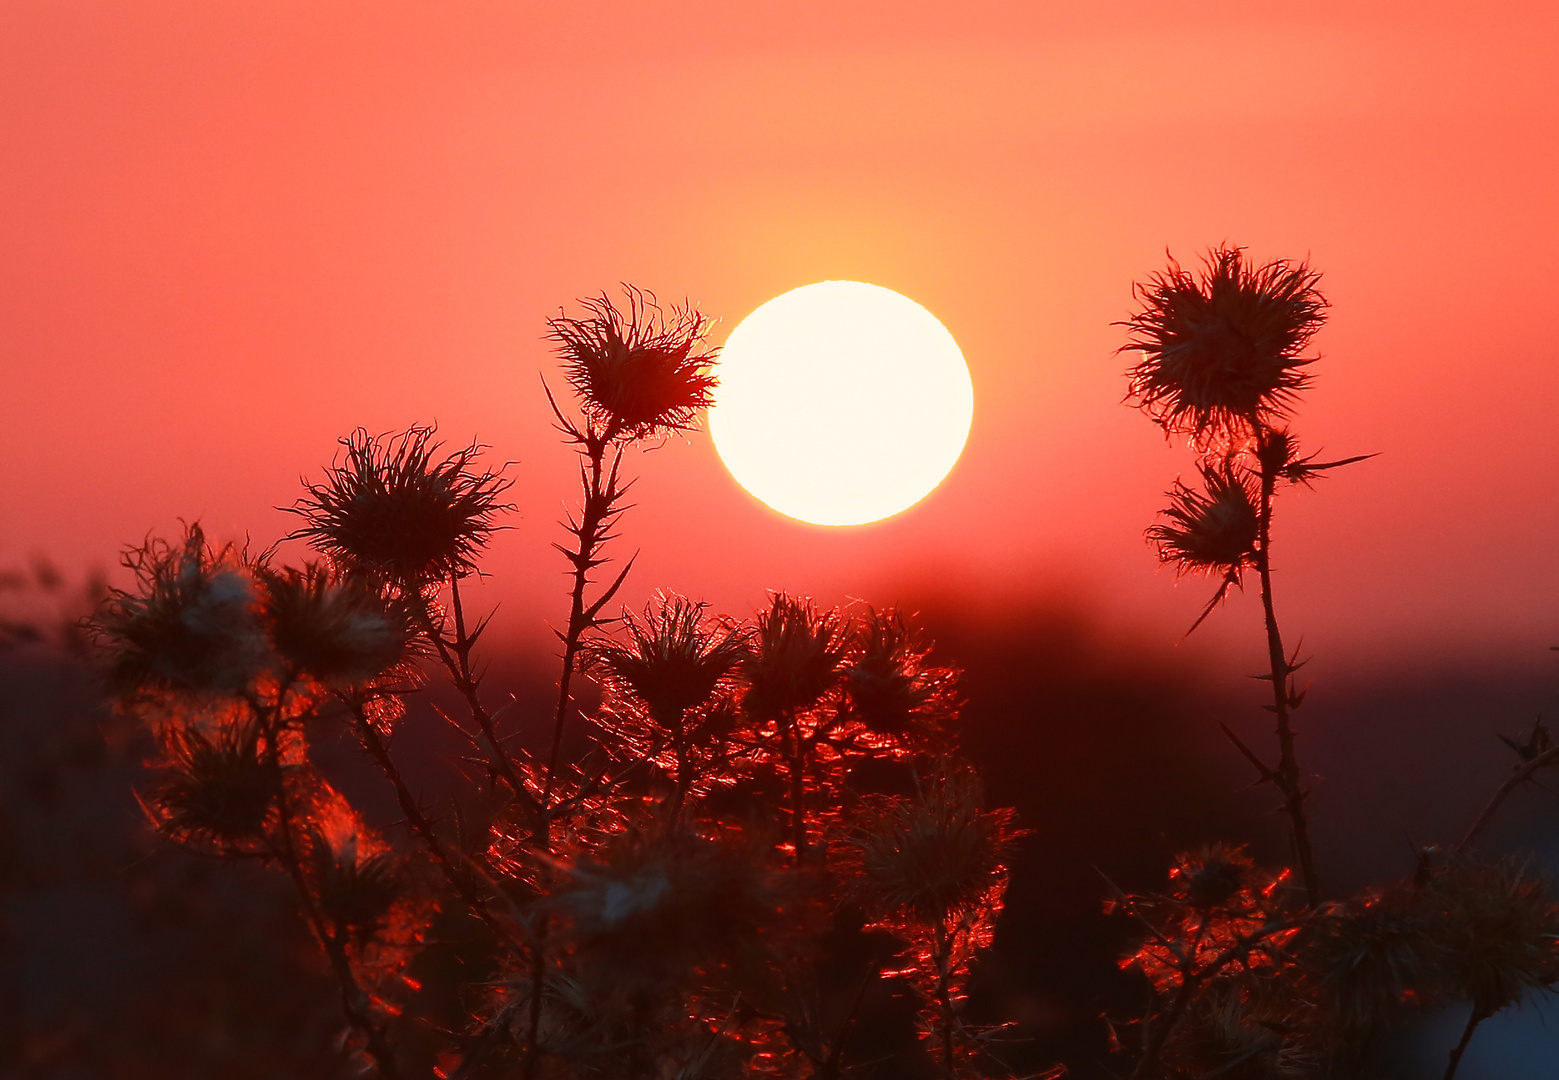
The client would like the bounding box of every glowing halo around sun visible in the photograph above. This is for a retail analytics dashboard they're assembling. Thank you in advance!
[709,281,974,527]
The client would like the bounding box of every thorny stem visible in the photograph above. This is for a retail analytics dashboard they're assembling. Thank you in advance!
[787,713,809,866]
[252,679,402,1077]
[544,428,632,813]
[1458,743,1559,852]
[344,698,515,945]
[1255,431,1321,906]
[413,598,544,836]
[1443,1005,1488,1080]
[931,922,958,1077]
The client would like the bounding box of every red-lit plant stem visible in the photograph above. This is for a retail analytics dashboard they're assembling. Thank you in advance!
[257,680,402,1078]
[1254,427,1321,907]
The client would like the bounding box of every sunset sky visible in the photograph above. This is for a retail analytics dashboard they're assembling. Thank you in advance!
[4,0,1556,675]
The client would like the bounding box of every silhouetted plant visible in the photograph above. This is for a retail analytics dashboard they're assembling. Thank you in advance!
[1114,246,1556,1079]
[89,286,1030,1080]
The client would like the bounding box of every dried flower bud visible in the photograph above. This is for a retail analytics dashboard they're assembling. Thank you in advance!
[92,524,269,697]
[1169,845,1273,911]
[1428,857,1559,1017]
[841,608,959,737]
[742,594,846,720]
[288,427,513,586]
[845,768,1018,925]
[555,832,781,989]
[1312,885,1444,1035]
[584,594,749,730]
[1122,246,1326,440]
[549,287,718,441]
[1149,463,1260,578]
[260,562,415,686]
[312,838,405,946]
[152,721,282,850]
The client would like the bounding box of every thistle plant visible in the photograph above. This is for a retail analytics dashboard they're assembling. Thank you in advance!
[88,286,1030,1080]
[1114,247,1558,1079]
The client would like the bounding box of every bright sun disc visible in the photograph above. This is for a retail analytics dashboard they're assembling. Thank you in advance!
[709,281,974,527]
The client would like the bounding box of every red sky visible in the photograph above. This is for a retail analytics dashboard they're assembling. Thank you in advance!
[3,1,1556,673]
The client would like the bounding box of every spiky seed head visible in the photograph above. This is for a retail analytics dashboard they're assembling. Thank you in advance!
[1312,885,1444,1034]
[742,594,847,721]
[312,838,404,946]
[91,524,269,697]
[1429,857,1559,1017]
[1122,246,1326,440]
[153,721,282,848]
[1149,463,1260,578]
[549,287,718,441]
[841,608,959,737]
[584,593,750,730]
[259,562,415,687]
[846,769,1019,925]
[287,427,513,586]
[1168,845,1279,911]
[555,832,780,989]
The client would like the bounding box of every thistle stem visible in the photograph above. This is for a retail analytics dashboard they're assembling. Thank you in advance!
[544,434,616,812]
[1458,744,1559,852]
[787,715,809,865]
[345,700,514,945]
[1255,440,1321,906]
[1443,1006,1488,1080]
[414,599,543,834]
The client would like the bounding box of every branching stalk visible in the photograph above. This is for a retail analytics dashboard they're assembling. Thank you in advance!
[1255,431,1321,906]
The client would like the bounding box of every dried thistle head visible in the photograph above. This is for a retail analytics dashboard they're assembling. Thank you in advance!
[1169,844,1270,911]
[311,836,405,947]
[91,524,269,697]
[152,720,283,850]
[549,287,718,441]
[259,562,416,687]
[1150,463,1260,579]
[841,607,959,738]
[1311,885,1444,1037]
[742,594,847,721]
[288,427,512,586]
[1122,246,1326,440]
[584,594,750,730]
[845,768,1019,926]
[554,831,782,990]
[1429,857,1559,1017]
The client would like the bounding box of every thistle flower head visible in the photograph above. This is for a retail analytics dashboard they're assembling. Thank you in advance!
[1312,885,1444,1034]
[584,594,750,730]
[845,768,1018,925]
[1149,463,1260,579]
[312,836,405,946]
[1169,844,1278,912]
[1429,857,1559,1016]
[549,287,718,441]
[152,721,282,850]
[259,562,416,687]
[741,594,847,720]
[91,524,269,697]
[1122,246,1326,440]
[288,427,513,586]
[841,608,959,738]
[555,832,780,989]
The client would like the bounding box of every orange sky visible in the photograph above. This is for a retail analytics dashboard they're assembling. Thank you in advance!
[3,1,1557,673]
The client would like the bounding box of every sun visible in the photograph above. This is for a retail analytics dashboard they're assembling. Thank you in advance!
[709,281,974,527]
